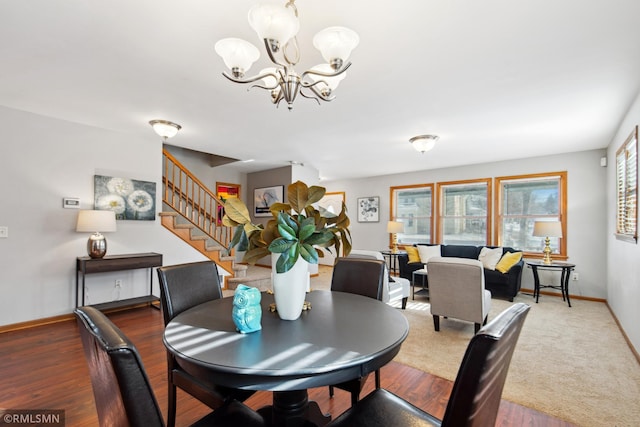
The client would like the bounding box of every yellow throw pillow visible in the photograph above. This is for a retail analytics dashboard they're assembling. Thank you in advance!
[405,246,421,263]
[495,251,523,273]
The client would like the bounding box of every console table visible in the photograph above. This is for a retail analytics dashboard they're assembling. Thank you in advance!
[526,261,575,307]
[76,252,162,311]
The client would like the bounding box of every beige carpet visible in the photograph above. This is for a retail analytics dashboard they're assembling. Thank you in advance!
[303,265,640,427]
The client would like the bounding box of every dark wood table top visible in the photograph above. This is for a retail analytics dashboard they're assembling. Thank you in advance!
[163,290,409,392]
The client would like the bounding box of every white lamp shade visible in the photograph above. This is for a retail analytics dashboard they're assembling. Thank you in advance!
[214,38,260,72]
[307,64,346,90]
[248,2,299,46]
[387,221,405,234]
[533,221,562,238]
[76,210,117,233]
[313,26,359,64]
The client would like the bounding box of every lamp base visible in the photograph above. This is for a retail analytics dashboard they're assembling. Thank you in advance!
[87,233,107,258]
[391,234,399,253]
[542,237,552,265]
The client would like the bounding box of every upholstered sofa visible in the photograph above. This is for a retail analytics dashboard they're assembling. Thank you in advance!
[398,244,524,301]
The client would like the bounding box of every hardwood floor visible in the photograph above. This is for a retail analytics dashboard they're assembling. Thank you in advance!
[0,306,573,426]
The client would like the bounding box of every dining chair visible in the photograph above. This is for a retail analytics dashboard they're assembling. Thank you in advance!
[329,257,387,406]
[325,303,531,427]
[348,249,410,309]
[157,261,255,427]
[427,256,492,333]
[74,306,265,427]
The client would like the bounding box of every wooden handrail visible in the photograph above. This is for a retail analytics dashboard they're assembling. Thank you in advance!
[162,149,232,248]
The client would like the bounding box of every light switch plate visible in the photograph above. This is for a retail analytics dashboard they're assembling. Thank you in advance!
[0,226,8,238]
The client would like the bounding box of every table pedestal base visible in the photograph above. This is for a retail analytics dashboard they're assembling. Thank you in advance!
[258,390,331,427]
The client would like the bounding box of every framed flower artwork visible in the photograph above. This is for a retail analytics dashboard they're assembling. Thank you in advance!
[94,175,156,220]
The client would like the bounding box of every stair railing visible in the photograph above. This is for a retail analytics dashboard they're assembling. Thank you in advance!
[162,149,232,248]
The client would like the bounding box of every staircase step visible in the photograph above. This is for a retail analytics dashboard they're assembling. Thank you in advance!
[227,273,272,292]
[175,223,194,229]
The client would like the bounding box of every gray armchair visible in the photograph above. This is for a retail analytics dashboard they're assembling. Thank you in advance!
[426,257,492,333]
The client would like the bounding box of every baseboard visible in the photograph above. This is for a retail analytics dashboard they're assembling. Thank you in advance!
[0,313,75,333]
[0,302,157,334]
[519,287,606,303]
[605,302,640,365]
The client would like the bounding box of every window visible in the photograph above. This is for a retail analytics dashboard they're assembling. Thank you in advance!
[390,184,433,245]
[436,179,491,245]
[616,126,638,242]
[495,172,567,257]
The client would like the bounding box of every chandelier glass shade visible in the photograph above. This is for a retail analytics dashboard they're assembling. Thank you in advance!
[410,135,440,153]
[214,0,359,110]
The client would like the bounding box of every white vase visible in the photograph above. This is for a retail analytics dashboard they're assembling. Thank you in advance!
[272,255,310,321]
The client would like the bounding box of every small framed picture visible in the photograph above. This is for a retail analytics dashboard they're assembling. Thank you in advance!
[357,196,380,222]
[254,185,284,217]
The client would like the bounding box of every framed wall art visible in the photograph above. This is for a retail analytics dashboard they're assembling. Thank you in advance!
[254,185,284,217]
[217,182,241,225]
[316,191,345,218]
[94,175,156,220]
[357,196,380,222]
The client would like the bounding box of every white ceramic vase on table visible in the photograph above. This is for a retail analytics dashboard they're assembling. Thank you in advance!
[271,254,310,321]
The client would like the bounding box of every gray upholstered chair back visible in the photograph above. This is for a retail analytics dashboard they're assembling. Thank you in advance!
[427,256,492,333]
[74,306,165,427]
[157,261,224,326]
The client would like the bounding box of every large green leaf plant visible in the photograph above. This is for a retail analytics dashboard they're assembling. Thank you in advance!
[222,181,352,273]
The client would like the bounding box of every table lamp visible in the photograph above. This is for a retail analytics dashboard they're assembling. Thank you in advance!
[387,220,405,253]
[532,220,562,265]
[76,210,117,258]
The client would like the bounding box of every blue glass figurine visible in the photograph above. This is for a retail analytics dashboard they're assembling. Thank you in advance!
[232,284,262,333]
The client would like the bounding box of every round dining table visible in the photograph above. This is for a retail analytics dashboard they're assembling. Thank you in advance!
[163,290,409,427]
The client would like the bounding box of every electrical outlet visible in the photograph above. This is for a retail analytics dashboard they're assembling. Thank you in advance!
[572,272,579,281]
[115,279,122,288]
[0,226,8,238]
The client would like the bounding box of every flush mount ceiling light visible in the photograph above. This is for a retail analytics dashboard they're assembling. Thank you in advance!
[214,0,359,111]
[149,120,182,141]
[410,135,440,153]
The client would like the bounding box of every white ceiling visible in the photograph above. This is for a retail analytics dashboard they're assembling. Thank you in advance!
[2,1,640,180]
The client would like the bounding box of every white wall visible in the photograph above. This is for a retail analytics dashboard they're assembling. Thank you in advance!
[0,107,211,326]
[606,89,640,352]
[324,149,608,299]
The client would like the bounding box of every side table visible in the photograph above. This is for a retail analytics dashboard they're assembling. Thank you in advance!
[381,250,407,276]
[526,261,575,307]
[76,252,163,311]
[411,268,429,299]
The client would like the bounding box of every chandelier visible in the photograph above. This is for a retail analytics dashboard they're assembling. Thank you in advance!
[214,0,359,110]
